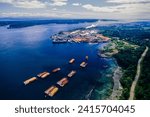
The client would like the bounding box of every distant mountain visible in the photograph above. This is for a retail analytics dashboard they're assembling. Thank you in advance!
[0,19,98,29]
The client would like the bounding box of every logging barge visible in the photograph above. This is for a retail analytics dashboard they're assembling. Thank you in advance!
[45,85,59,97]
[37,72,50,78]
[24,77,37,85]
[52,68,61,73]
[69,58,75,64]
[57,78,68,87]
[67,70,76,78]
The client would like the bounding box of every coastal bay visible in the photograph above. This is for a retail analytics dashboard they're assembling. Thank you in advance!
[0,22,117,100]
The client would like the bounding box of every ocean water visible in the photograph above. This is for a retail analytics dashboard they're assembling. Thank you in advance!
[0,22,116,100]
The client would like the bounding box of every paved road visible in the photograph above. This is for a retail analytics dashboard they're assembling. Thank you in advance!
[129,46,149,100]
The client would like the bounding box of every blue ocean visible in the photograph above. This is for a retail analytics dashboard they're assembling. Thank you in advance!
[0,20,116,100]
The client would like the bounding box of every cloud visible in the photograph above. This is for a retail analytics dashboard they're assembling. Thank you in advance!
[0,11,72,18]
[50,0,68,6]
[0,0,149,19]
[0,0,47,8]
[107,0,150,4]
[72,3,81,6]
[82,2,150,19]
[0,0,12,3]
[82,2,150,13]
[82,4,119,13]
[14,1,47,8]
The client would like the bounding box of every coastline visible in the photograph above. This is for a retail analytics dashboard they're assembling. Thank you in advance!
[51,27,125,100]
[107,66,123,100]
[98,43,123,100]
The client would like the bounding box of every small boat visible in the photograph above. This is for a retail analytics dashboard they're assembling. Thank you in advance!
[24,77,37,85]
[45,85,59,97]
[69,58,75,64]
[86,56,88,60]
[80,62,88,68]
[57,78,68,87]
[52,68,61,73]
[37,72,50,78]
[67,70,76,78]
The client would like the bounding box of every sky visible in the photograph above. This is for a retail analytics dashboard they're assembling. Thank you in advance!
[0,0,150,19]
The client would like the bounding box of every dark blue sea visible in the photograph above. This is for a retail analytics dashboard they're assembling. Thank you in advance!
[0,21,116,100]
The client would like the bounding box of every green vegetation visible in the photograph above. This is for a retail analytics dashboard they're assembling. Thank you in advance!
[101,38,144,99]
[97,22,150,99]
[114,46,144,99]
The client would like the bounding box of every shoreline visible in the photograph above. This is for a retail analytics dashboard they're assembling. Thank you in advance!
[107,66,123,100]
[98,43,123,100]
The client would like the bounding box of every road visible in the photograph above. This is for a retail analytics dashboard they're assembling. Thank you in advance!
[129,46,149,100]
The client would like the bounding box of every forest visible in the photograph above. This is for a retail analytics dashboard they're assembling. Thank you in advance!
[98,21,150,99]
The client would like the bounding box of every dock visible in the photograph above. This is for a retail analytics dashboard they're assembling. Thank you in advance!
[45,85,59,97]
[37,72,50,78]
[69,58,75,64]
[57,78,68,87]
[52,68,61,73]
[67,70,76,78]
[24,77,37,85]
[80,62,88,68]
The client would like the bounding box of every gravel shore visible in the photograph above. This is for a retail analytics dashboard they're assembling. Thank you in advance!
[107,67,123,100]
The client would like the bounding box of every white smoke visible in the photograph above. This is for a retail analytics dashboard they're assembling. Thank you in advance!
[86,20,101,29]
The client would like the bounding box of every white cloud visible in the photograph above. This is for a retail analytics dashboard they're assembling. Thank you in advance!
[0,0,13,3]
[52,8,57,10]
[0,0,149,19]
[82,4,118,13]
[107,0,150,4]
[82,2,150,13]
[14,1,47,8]
[72,3,81,6]
[50,0,68,6]
[0,0,47,8]
[82,2,150,19]
[0,11,72,18]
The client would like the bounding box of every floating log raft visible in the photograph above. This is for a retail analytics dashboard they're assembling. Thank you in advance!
[37,72,50,79]
[80,62,88,68]
[45,85,59,97]
[69,58,75,64]
[86,56,88,60]
[24,77,37,85]
[57,78,68,87]
[52,68,61,73]
[67,70,76,78]
[37,72,47,77]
